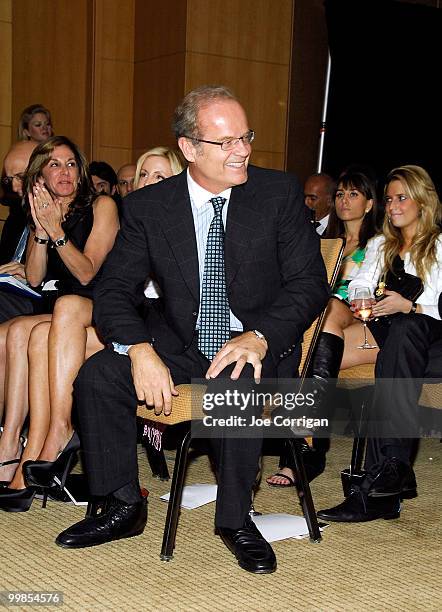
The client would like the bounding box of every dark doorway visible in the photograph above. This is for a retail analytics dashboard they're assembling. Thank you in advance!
[323,0,441,193]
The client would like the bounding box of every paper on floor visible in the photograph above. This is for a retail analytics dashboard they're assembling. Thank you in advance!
[160,484,217,509]
[251,513,328,542]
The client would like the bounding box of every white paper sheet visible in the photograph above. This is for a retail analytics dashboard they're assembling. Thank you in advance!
[160,484,217,509]
[251,513,328,542]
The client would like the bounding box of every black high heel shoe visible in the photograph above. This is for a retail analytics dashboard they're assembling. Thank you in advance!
[23,432,80,490]
[0,485,48,512]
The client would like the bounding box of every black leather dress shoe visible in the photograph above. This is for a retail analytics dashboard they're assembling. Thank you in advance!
[317,490,401,522]
[217,517,276,574]
[367,458,416,498]
[55,496,147,548]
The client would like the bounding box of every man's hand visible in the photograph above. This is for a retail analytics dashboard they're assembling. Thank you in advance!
[128,343,178,416]
[0,261,26,281]
[205,331,268,383]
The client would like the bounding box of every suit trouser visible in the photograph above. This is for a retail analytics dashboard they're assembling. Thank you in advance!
[74,337,283,529]
[365,313,442,469]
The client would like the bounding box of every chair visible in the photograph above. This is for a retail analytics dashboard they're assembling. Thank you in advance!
[137,237,345,560]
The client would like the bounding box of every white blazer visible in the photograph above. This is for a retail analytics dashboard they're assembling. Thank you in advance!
[348,234,442,320]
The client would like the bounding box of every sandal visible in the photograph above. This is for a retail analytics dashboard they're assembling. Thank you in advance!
[266,471,295,488]
[0,433,26,486]
[0,458,21,487]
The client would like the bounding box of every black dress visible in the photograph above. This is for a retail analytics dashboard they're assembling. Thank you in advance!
[32,204,97,314]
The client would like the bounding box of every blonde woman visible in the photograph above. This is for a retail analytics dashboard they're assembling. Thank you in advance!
[18,104,53,143]
[134,146,184,189]
[318,165,442,523]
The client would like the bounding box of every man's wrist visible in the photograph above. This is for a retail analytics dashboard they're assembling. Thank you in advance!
[113,342,133,355]
[250,329,268,351]
[127,342,154,357]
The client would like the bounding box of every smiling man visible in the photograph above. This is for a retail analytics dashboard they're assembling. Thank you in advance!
[57,86,329,573]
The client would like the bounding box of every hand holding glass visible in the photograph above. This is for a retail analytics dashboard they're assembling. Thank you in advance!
[352,287,378,349]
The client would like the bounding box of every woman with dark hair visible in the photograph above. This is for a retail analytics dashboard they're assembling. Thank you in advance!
[318,164,442,522]
[0,136,119,509]
[266,169,379,487]
[17,104,53,143]
[17,145,185,502]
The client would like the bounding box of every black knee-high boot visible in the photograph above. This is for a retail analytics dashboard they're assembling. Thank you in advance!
[278,332,344,481]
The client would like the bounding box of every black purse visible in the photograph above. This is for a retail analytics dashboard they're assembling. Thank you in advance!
[374,256,424,323]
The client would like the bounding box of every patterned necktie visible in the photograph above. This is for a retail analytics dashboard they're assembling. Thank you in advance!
[198,197,231,360]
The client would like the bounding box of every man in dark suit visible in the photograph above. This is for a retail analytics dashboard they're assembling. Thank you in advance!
[56,86,329,573]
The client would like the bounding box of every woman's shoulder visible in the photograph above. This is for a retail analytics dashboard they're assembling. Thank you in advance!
[92,194,119,214]
[366,233,385,246]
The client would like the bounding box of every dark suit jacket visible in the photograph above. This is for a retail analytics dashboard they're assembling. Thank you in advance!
[93,165,329,368]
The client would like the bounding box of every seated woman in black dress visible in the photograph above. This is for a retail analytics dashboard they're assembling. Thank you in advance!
[318,164,442,522]
[0,136,119,509]
[6,146,184,507]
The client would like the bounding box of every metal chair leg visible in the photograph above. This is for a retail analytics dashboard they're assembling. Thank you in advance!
[350,436,366,474]
[287,438,322,543]
[160,428,192,561]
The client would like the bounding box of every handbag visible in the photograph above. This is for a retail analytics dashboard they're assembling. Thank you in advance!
[374,255,423,323]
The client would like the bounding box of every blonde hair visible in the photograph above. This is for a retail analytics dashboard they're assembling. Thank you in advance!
[18,104,52,141]
[382,165,441,282]
[134,147,185,188]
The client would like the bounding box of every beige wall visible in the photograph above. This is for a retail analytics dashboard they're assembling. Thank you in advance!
[0,0,12,166]
[92,0,135,170]
[5,0,438,180]
[132,0,187,162]
[11,0,92,156]
[184,0,293,171]
[6,0,294,174]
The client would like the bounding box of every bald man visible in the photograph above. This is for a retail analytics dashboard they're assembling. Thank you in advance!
[0,140,37,321]
[304,173,335,235]
[1,140,37,264]
[116,163,136,198]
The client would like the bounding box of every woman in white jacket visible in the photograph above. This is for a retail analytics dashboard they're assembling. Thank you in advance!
[318,164,442,523]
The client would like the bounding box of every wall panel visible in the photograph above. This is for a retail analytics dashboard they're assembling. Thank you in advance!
[12,0,92,153]
[0,1,12,164]
[250,151,285,171]
[98,59,134,149]
[95,146,133,171]
[9,0,296,174]
[91,0,135,168]
[185,0,293,169]
[134,0,187,61]
[186,53,289,155]
[187,0,292,64]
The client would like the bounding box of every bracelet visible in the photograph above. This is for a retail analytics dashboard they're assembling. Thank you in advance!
[409,302,418,314]
[34,236,49,244]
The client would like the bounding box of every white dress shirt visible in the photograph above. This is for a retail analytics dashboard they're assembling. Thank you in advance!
[187,169,243,331]
[316,214,329,236]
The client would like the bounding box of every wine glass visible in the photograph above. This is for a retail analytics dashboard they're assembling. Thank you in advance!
[352,287,378,349]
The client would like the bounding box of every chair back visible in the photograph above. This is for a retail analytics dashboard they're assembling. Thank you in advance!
[298,237,345,378]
